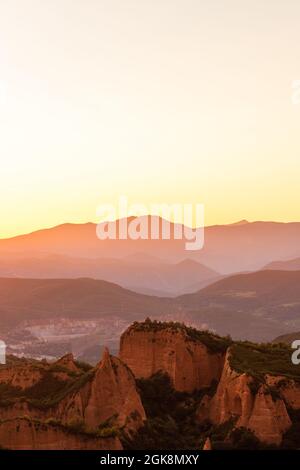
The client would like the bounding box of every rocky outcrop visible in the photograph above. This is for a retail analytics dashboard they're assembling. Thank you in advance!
[2,321,300,449]
[198,350,292,446]
[120,323,225,392]
[247,388,291,445]
[0,362,43,390]
[203,437,212,450]
[119,321,300,446]
[265,375,300,410]
[0,417,122,450]
[0,348,145,449]
[55,348,146,433]
[55,353,81,373]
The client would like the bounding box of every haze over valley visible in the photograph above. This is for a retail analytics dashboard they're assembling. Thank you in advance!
[1,219,300,361]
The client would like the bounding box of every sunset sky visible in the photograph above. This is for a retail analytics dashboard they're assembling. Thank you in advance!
[1,0,300,238]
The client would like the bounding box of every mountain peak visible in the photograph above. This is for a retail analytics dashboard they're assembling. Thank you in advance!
[229,219,250,226]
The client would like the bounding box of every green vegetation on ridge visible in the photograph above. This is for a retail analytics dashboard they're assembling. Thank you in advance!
[229,341,300,382]
[0,368,95,409]
[129,319,232,354]
[130,320,300,381]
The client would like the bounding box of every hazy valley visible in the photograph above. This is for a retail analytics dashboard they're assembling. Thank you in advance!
[0,220,300,450]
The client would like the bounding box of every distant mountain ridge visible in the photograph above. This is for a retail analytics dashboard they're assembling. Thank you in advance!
[273,331,300,345]
[1,218,300,272]
[0,253,219,296]
[264,257,300,271]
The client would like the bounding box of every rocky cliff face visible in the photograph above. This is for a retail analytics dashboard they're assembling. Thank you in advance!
[2,320,300,450]
[119,321,300,448]
[0,417,122,450]
[0,349,145,450]
[203,437,212,450]
[198,350,292,445]
[265,375,300,410]
[55,348,146,434]
[119,322,226,392]
[0,361,43,389]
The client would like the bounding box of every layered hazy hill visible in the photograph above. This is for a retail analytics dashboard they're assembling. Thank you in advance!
[0,270,300,342]
[177,270,300,341]
[179,270,300,308]
[1,218,300,273]
[0,277,174,328]
[264,257,300,271]
[1,218,300,343]
[273,331,300,345]
[0,253,220,297]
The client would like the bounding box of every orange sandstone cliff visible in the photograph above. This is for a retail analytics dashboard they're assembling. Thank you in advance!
[119,321,225,392]
[1,321,300,449]
[0,349,145,450]
[0,417,122,450]
[198,349,292,445]
[119,321,300,447]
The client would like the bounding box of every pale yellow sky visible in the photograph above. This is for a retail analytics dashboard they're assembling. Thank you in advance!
[0,0,300,238]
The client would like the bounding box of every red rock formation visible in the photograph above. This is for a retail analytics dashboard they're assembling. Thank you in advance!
[266,375,300,410]
[247,388,291,445]
[198,350,292,446]
[203,437,212,450]
[0,362,43,389]
[55,353,81,373]
[51,349,145,434]
[0,348,145,449]
[0,417,122,450]
[71,348,146,433]
[2,322,300,449]
[120,325,225,392]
